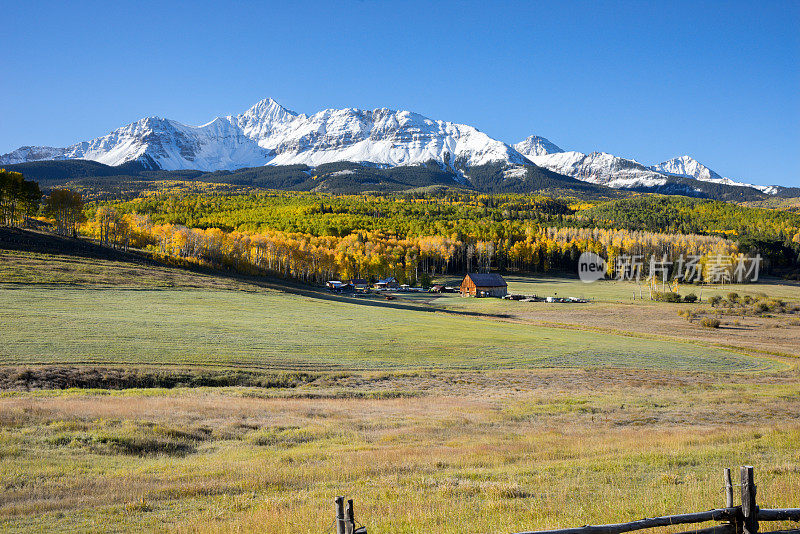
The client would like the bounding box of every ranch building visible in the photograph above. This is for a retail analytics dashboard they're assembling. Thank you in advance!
[349,278,369,290]
[374,276,400,290]
[460,273,508,298]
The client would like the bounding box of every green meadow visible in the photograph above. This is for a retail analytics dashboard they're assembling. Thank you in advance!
[0,287,777,372]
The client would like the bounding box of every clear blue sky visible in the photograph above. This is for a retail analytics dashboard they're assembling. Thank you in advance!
[3,0,798,186]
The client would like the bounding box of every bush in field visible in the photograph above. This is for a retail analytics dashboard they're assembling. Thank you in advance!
[755,302,771,314]
[700,317,721,328]
[727,292,740,304]
[751,298,786,315]
[709,295,722,307]
[653,291,682,303]
[683,293,698,303]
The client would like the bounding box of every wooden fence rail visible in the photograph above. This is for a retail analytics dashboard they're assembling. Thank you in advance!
[333,466,799,534]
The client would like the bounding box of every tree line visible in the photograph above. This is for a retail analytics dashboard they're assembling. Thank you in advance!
[0,169,84,236]
[0,169,40,226]
[4,172,798,284]
[86,190,799,278]
[79,211,743,286]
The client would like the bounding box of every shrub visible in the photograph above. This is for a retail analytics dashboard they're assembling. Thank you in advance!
[755,302,770,313]
[653,291,682,303]
[683,293,698,303]
[709,296,722,307]
[727,292,739,304]
[700,317,721,328]
[771,299,786,311]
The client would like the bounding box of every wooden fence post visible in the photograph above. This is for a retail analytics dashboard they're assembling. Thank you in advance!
[724,468,742,534]
[336,496,347,534]
[345,499,355,534]
[740,466,758,534]
[724,468,734,508]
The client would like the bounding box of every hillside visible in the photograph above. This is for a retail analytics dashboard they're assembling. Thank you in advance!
[2,159,620,199]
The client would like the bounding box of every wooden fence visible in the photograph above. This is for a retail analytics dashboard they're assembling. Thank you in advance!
[333,466,799,534]
[334,496,366,534]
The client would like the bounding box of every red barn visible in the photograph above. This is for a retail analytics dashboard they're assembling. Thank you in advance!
[460,273,508,297]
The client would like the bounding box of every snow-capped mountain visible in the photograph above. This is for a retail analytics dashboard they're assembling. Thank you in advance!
[513,135,564,157]
[262,107,529,168]
[521,150,670,189]
[0,146,73,165]
[515,139,779,195]
[651,155,723,183]
[513,136,687,190]
[651,155,777,195]
[0,98,784,195]
[0,98,528,172]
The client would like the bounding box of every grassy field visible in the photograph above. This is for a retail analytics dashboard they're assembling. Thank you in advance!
[1,374,799,533]
[422,275,800,307]
[1,242,799,533]
[0,287,778,372]
[403,275,800,359]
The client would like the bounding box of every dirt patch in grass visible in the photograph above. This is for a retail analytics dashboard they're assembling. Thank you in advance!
[0,366,321,391]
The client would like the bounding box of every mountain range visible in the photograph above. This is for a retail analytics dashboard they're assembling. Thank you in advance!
[1,98,795,199]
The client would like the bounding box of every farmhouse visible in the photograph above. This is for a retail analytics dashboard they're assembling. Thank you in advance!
[326,280,353,291]
[349,278,369,290]
[460,273,508,297]
[374,276,400,289]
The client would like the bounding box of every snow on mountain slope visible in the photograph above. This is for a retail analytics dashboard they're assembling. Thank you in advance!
[64,116,271,171]
[513,135,564,157]
[263,107,529,168]
[233,98,300,141]
[0,146,71,165]
[525,151,670,189]
[0,99,527,172]
[652,155,777,194]
[0,99,782,194]
[651,155,722,183]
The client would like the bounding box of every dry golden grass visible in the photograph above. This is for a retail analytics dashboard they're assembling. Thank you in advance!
[1,369,799,533]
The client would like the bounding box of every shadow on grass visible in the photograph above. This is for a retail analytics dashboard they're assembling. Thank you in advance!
[1,227,509,319]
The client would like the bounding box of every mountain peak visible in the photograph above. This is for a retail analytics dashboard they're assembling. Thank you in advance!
[651,155,721,182]
[244,98,296,118]
[650,155,775,194]
[233,98,299,142]
[513,135,564,158]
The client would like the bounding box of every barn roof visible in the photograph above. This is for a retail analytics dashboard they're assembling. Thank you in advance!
[465,273,507,287]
